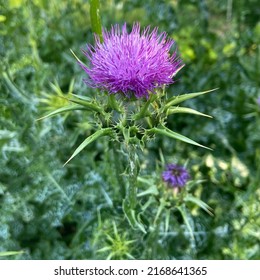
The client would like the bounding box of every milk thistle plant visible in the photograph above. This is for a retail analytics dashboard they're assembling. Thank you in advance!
[39,0,215,235]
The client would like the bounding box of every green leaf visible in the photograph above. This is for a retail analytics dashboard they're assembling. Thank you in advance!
[36,104,85,121]
[46,171,71,203]
[49,81,64,96]
[137,181,159,197]
[153,198,169,225]
[108,94,123,113]
[184,195,214,216]
[0,251,24,257]
[70,49,87,67]
[122,199,146,233]
[132,93,157,120]
[176,205,194,240]
[2,72,30,104]
[96,246,111,253]
[66,96,104,114]
[149,126,212,150]
[167,106,212,118]
[164,88,217,110]
[64,128,113,165]
[72,93,92,102]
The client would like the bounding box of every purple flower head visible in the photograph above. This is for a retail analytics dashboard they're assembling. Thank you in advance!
[80,23,183,99]
[162,163,190,188]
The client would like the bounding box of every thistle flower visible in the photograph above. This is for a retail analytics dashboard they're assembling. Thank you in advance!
[162,163,190,188]
[80,23,183,98]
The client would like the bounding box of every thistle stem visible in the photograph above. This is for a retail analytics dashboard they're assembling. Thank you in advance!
[90,0,103,41]
[112,143,140,209]
[126,144,140,209]
[112,143,126,198]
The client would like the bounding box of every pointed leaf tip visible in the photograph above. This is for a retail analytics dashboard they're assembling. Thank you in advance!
[36,104,85,121]
[165,88,218,109]
[150,126,212,150]
[70,49,81,63]
[63,128,113,166]
[167,106,213,118]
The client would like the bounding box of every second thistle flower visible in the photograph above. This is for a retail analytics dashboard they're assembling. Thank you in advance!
[162,164,190,189]
[80,23,183,99]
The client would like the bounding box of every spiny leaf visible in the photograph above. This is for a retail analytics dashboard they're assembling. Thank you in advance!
[46,171,71,203]
[176,205,194,240]
[64,128,113,165]
[72,93,92,102]
[36,104,85,121]
[122,199,146,233]
[108,94,123,113]
[167,106,212,118]
[149,126,212,150]
[49,81,64,96]
[2,72,30,104]
[154,198,169,225]
[184,195,214,216]
[66,97,104,114]
[96,246,111,253]
[137,181,159,197]
[133,93,157,120]
[164,88,218,110]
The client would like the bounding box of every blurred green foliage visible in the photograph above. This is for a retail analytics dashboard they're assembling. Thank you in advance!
[0,0,259,259]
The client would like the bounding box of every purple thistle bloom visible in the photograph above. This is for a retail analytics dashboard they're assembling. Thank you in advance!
[80,23,183,98]
[162,164,190,188]
[257,97,260,107]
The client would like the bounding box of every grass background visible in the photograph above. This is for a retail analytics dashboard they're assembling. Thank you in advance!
[0,0,259,259]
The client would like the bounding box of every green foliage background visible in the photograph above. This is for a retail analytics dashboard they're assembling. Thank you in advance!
[0,0,259,259]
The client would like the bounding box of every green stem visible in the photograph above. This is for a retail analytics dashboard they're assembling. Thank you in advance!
[112,143,126,198]
[126,145,140,208]
[90,0,103,41]
[112,143,140,209]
